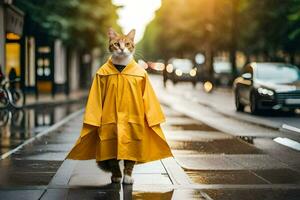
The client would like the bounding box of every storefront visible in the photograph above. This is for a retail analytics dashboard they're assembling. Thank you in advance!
[4,4,24,80]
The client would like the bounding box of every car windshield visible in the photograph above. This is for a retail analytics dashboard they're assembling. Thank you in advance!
[213,61,231,73]
[172,59,193,73]
[255,63,300,84]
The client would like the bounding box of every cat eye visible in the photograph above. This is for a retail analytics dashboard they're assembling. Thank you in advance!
[113,42,119,46]
[125,42,130,46]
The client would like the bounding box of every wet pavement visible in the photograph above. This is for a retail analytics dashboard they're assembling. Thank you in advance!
[0,75,300,199]
[0,100,85,157]
[163,78,300,130]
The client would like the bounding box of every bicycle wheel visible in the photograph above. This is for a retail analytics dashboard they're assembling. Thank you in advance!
[0,88,9,109]
[10,88,25,108]
[12,108,24,127]
[0,109,10,127]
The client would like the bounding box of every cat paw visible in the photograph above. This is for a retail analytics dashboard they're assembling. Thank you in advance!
[111,176,122,183]
[122,174,134,184]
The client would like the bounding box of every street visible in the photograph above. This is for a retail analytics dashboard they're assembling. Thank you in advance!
[0,74,299,199]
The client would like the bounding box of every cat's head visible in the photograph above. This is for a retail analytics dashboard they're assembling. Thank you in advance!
[108,28,135,58]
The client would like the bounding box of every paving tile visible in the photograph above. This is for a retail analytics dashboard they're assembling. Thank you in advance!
[186,170,268,184]
[0,160,62,173]
[176,154,289,170]
[0,189,44,200]
[66,187,122,200]
[40,189,68,200]
[133,160,166,174]
[169,138,262,154]
[165,130,232,141]
[203,189,300,200]
[253,169,300,184]
[166,123,218,131]
[69,173,111,186]
[133,190,174,199]
[175,155,242,170]
[227,154,288,169]
[133,174,172,185]
[18,152,67,161]
[0,172,56,186]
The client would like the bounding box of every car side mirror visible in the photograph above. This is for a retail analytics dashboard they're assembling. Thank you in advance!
[242,73,252,80]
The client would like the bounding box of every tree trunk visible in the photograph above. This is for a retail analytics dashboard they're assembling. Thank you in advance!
[230,0,239,78]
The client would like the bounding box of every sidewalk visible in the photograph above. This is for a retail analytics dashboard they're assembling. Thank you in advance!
[24,89,89,108]
[0,109,199,200]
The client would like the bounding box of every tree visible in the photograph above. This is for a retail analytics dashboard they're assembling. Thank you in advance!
[15,0,120,51]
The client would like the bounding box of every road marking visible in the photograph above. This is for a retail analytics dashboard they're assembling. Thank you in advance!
[281,124,300,134]
[273,137,300,151]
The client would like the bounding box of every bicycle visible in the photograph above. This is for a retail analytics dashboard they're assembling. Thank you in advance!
[0,77,25,109]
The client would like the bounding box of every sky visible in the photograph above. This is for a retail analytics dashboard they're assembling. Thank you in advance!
[112,0,161,42]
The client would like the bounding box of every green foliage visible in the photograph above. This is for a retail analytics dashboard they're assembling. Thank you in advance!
[140,0,300,61]
[15,0,120,50]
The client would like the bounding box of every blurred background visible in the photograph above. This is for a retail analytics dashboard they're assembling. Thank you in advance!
[1,0,300,97]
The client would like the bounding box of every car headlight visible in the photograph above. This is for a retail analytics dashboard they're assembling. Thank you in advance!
[189,69,197,77]
[175,69,183,76]
[257,88,274,96]
[166,64,173,73]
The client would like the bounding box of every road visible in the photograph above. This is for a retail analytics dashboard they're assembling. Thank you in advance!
[162,78,300,130]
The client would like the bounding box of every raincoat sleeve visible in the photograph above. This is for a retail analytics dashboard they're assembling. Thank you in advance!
[143,73,166,127]
[82,74,102,127]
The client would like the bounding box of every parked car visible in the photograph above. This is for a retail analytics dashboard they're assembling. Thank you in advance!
[213,60,233,86]
[163,58,197,86]
[234,62,300,114]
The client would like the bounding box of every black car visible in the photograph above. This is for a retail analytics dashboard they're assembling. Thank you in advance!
[163,58,197,86]
[213,60,234,86]
[234,62,300,114]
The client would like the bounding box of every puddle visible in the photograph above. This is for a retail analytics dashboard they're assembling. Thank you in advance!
[0,100,85,156]
[169,123,218,131]
[186,170,267,184]
[169,139,262,154]
[203,188,300,200]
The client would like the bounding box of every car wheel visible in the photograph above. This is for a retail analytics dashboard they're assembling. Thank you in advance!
[235,91,244,112]
[250,92,260,114]
[192,81,197,87]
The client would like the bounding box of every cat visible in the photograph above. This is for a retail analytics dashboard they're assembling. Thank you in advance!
[96,28,136,184]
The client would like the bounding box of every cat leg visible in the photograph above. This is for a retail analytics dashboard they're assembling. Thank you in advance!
[123,160,136,184]
[108,159,122,183]
[96,159,122,183]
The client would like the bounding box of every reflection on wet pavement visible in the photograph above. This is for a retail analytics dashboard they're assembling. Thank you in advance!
[169,139,262,154]
[203,189,300,200]
[0,100,85,156]
[162,104,300,192]
[0,99,299,199]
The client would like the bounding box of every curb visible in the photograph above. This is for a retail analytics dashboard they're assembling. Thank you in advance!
[0,108,84,160]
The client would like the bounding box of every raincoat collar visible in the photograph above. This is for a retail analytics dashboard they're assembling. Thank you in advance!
[97,57,145,77]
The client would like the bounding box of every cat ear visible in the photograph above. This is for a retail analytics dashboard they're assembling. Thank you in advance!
[126,29,136,42]
[108,27,119,40]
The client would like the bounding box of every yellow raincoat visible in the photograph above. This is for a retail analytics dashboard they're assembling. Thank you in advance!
[66,58,173,164]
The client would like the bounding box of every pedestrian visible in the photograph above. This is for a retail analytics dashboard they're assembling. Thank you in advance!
[8,67,17,89]
[66,28,173,184]
[0,66,4,84]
